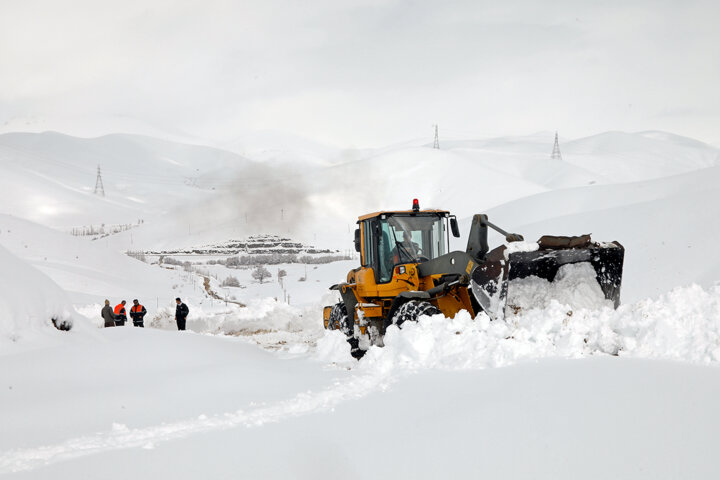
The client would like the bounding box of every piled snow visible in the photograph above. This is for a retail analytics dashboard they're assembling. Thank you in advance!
[187,298,313,335]
[313,330,356,365]
[320,284,720,371]
[503,240,539,256]
[0,245,90,352]
[506,262,612,312]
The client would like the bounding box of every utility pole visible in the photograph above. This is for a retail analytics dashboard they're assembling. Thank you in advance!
[551,131,562,160]
[433,124,440,149]
[94,165,105,196]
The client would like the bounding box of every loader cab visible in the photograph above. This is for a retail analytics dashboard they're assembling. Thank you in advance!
[357,209,450,284]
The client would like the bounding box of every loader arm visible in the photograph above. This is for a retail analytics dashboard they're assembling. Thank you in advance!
[466,214,524,261]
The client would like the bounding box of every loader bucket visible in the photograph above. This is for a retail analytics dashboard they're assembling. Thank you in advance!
[470,236,624,320]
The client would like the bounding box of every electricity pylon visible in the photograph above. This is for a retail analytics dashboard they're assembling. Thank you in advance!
[94,165,105,196]
[551,132,562,160]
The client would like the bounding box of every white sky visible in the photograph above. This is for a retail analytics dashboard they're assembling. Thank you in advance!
[0,0,718,147]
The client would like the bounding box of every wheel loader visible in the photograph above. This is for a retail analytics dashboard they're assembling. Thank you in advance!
[323,199,625,358]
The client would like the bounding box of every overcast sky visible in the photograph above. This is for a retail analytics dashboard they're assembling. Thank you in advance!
[0,0,718,147]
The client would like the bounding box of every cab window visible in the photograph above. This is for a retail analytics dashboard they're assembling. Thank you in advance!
[362,220,374,267]
[374,214,447,284]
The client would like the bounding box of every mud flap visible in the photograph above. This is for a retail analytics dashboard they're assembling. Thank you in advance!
[470,238,625,320]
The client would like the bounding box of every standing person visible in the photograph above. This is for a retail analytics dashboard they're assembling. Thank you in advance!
[175,297,189,331]
[114,300,128,326]
[101,299,116,328]
[129,299,147,328]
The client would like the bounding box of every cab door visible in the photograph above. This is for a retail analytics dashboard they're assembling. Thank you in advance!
[356,219,381,298]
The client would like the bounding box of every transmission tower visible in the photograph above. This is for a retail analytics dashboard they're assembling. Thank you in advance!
[94,165,105,196]
[550,131,562,160]
[433,124,440,149]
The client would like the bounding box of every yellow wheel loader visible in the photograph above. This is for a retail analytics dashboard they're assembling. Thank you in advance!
[323,199,624,358]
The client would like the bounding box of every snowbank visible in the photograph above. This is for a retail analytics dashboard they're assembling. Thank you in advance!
[0,245,91,352]
[313,330,356,365]
[315,284,720,371]
[136,297,317,336]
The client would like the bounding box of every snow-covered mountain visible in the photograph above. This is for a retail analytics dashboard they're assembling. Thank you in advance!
[3,129,716,239]
[2,129,719,296]
[0,131,255,227]
[2,127,719,297]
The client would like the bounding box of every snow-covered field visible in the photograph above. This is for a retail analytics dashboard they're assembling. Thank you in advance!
[1,130,720,478]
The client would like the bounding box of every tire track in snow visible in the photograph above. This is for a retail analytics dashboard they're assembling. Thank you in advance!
[0,369,391,474]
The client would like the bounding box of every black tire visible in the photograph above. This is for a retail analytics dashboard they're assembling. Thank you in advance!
[348,337,365,359]
[391,300,441,327]
[327,303,353,337]
[327,303,366,359]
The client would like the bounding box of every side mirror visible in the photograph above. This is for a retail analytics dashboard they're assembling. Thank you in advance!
[450,216,460,238]
[354,228,361,252]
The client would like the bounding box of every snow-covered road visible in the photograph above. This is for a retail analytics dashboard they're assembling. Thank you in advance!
[5,357,720,479]
[2,283,720,477]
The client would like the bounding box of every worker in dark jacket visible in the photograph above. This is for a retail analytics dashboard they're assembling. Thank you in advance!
[114,300,128,326]
[175,297,189,331]
[101,299,115,328]
[129,299,147,328]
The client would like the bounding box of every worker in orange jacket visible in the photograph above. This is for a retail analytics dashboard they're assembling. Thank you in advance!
[114,300,128,326]
[129,299,147,328]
